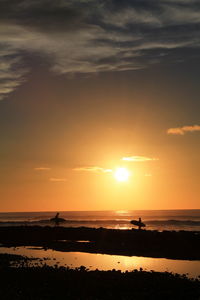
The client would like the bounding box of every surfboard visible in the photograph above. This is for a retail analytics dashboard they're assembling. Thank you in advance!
[50,217,66,223]
[131,220,146,227]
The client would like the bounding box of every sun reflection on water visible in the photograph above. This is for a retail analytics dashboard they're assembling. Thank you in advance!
[0,246,199,278]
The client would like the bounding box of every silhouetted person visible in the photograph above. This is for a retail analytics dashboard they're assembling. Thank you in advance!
[55,213,60,225]
[130,217,146,230]
[50,212,66,226]
[49,212,60,226]
[138,218,142,230]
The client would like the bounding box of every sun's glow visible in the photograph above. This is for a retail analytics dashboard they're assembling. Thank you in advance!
[114,168,130,182]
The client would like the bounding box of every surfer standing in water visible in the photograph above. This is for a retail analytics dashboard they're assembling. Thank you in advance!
[54,213,60,226]
[50,213,66,226]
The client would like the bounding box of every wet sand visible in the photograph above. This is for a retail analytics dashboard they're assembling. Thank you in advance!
[1,246,200,277]
[0,226,200,260]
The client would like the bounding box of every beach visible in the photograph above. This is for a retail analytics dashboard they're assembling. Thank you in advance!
[1,208,200,299]
[0,222,200,299]
[0,212,200,298]
[0,253,200,300]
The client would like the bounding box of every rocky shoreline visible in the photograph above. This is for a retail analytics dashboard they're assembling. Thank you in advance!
[0,253,200,300]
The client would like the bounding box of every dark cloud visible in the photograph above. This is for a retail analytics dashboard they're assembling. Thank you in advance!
[0,0,86,32]
[0,0,200,100]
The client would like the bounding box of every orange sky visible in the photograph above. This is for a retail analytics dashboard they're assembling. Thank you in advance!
[1,1,200,212]
[1,71,199,212]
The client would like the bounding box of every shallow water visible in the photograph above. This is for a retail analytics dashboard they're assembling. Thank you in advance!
[1,246,200,278]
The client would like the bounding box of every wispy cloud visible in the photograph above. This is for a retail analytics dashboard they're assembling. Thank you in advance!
[34,167,51,171]
[0,52,28,101]
[73,166,112,173]
[167,125,200,135]
[122,156,159,162]
[49,177,67,182]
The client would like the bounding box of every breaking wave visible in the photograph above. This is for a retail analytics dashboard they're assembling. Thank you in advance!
[0,218,200,228]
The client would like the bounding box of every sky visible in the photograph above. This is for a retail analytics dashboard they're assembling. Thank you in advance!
[0,0,200,212]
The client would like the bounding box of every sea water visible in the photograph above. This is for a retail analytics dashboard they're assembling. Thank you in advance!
[0,209,200,231]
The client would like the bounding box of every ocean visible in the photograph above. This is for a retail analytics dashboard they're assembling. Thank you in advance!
[0,209,200,231]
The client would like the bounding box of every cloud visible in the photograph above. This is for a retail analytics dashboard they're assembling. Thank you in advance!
[49,177,67,182]
[34,167,51,171]
[167,124,200,135]
[73,166,112,173]
[0,51,28,101]
[122,156,159,162]
[1,0,200,100]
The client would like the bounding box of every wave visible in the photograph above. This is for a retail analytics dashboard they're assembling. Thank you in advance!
[146,219,200,226]
[0,219,130,226]
[0,218,200,227]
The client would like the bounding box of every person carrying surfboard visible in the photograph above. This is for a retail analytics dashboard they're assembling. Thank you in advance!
[130,217,146,230]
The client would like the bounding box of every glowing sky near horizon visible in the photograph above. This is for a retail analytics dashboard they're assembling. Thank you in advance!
[0,0,200,211]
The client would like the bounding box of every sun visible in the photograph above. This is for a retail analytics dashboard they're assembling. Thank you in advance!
[114,167,130,182]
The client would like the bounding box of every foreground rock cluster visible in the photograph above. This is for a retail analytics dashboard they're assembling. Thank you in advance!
[0,253,200,300]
